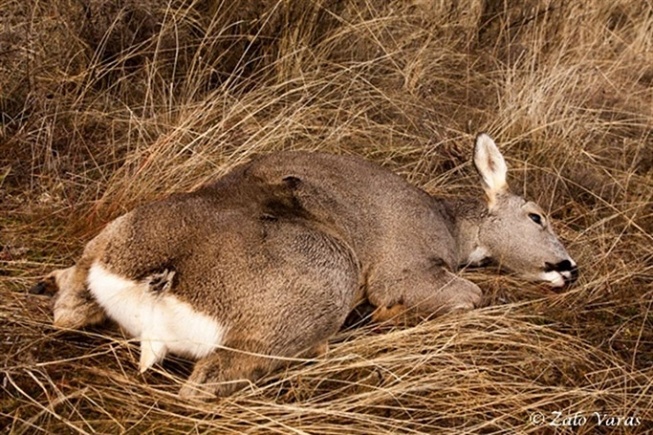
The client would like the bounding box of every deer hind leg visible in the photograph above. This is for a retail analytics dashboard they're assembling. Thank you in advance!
[369,265,483,323]
[179,341,282,400]
[179,336,333,400]
[300,340,329,359]
[32,265,106,329]
[32,222,120,329]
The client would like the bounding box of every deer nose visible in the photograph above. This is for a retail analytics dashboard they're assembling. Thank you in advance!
[545,260,579,285]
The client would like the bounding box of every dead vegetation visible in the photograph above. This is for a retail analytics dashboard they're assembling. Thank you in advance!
[1,0,652,433]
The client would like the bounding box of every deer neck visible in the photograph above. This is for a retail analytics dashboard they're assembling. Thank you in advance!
[440,197,490,268]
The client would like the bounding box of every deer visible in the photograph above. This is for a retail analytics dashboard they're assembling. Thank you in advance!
[31,134,578,399]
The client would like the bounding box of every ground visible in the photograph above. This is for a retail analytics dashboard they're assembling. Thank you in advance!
[1,1,651,433]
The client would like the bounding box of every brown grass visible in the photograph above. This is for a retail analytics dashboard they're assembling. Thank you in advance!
[1,0,652,433]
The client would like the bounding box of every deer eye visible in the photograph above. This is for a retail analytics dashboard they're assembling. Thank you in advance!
[528,213,543,225]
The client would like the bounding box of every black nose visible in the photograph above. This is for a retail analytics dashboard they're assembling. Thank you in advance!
[545,260,579,285]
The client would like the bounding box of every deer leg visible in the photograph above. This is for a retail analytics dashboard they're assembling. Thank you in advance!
[369,265,483,322]
[371,303,408,323]
[297,340,329,359]
[40,265,106,329]
[406,269,483,315]
[179,336,332,400]
[179,346,282,400]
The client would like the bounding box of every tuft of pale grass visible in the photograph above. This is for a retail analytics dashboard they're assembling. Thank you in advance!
[2,0,652,433]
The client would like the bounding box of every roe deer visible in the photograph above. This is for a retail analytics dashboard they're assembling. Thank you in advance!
[32,134,577,399]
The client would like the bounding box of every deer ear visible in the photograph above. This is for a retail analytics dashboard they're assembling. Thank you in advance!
[473,133,508,207]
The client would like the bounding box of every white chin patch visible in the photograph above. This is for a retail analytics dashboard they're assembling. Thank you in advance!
[540,270,566,288]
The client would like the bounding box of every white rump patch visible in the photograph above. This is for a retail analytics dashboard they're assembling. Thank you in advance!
[87,262,226,372]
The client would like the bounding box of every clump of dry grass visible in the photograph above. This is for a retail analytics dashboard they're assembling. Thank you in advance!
[1,0,652,433]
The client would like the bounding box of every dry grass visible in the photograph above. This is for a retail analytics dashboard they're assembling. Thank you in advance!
[1,0,652,433]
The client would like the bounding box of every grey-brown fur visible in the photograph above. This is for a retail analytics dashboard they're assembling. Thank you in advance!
[35,134,577,399]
